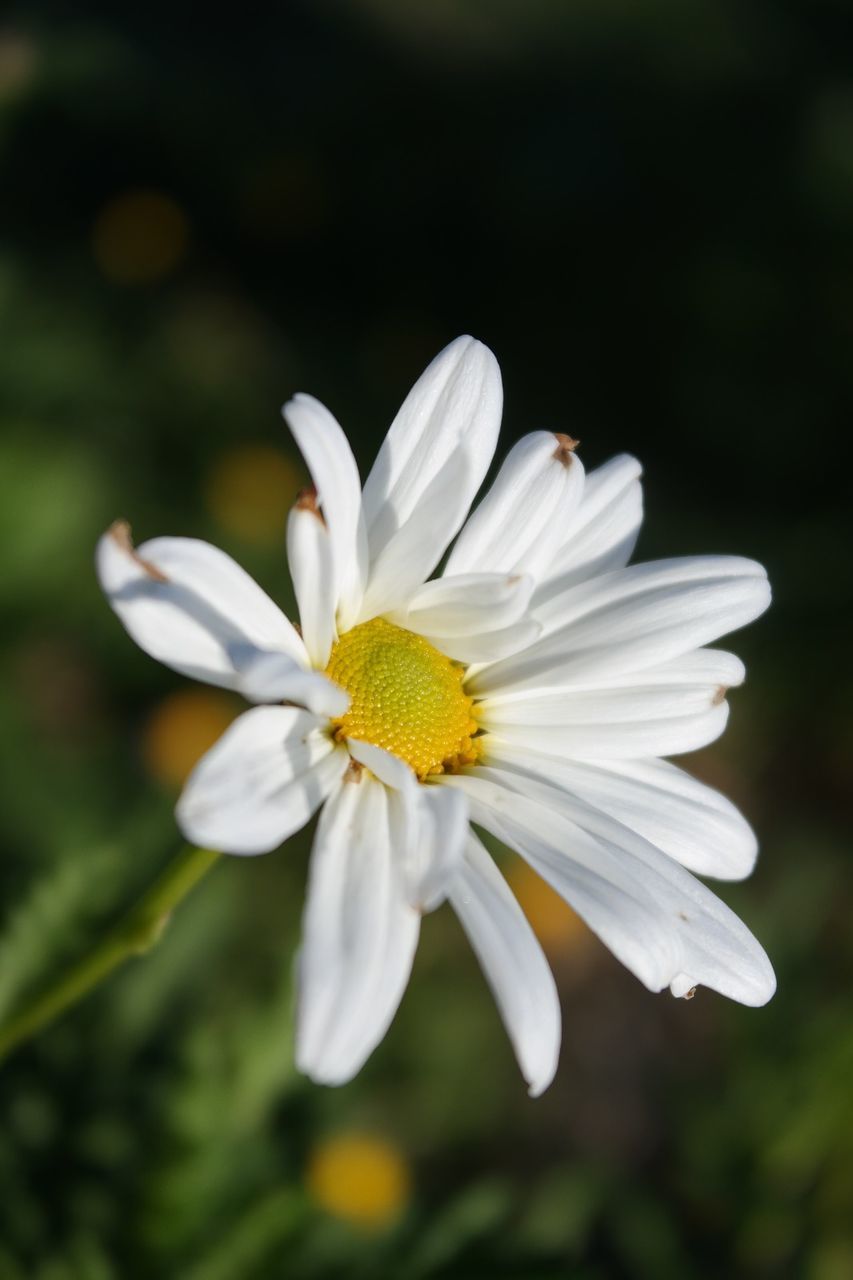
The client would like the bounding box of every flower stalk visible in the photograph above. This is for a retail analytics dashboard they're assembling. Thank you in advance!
[0,845,220,1063]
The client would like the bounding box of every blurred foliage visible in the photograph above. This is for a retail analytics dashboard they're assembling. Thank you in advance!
[0,1,851,1277]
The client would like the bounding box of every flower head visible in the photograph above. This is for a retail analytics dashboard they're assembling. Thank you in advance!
[97,335,774,1095]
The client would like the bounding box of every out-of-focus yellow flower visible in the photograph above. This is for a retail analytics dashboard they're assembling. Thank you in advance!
[306,1132,411,1230]
[141,688,239,787]
[507,859,589,957]
[204,444,303,545]
[93,189,188,284]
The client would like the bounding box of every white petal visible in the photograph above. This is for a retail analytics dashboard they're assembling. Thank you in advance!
[443,773,667,992]
[346,740,468,912]
[96,525,310,694]
[534,554,769,638]
[176,707,346,855]
[564,647,746,690]
[533,773,774,1005]
[237,651,348,718]
[445,431,585,580]
[449,834,561,1097]
[358,456,486,619]
[389,572,534,636]
[281,394,368,629]
[362,336,502,549]
[442,769,775,1006]
[538,453,643,589]
[286,495,337,668]
[478,681,733,758]
[346,737,415,791]
[357,337,502,619]
[482,743,758,881]
[295,775,420,1085]
[471,556,771,696]
[391,783,469,913]
[425,620,542,666]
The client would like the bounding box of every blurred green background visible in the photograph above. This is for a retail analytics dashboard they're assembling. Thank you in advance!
[1,2,851,1277]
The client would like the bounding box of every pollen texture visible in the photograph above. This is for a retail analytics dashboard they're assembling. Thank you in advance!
[324,618,479,777]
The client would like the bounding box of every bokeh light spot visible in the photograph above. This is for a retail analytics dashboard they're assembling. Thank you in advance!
[204,444,303,545]
[92,189,189,284]
[141,688,240,787]
[306,1133,411,1230]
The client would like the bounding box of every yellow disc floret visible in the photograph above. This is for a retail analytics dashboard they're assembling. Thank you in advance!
[324,618,479,778]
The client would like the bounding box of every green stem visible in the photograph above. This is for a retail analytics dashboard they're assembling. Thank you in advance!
[0,845,220,1063]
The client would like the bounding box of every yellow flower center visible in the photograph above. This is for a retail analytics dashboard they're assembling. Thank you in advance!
[324,618,479,778]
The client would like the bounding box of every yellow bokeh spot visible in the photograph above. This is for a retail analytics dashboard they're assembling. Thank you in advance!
[325,618,479,778]
[141,688,239,787]
[306,1133,411,1230]
[204,445,303,545]
[93,189,189,284]
[507,859,589,956]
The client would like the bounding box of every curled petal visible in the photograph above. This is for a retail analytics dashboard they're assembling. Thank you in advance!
[177,706,347,855]
[97,524,311,697]
[347,739,468,911]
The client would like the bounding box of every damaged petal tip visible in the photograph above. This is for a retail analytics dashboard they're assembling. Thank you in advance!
[108,519,169,582]
[108,517,134,547]
[712,685,729,706]
[295,485,326,524]
[552,433,580,466]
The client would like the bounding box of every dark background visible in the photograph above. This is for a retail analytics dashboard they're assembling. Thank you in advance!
[1,2,851,1277]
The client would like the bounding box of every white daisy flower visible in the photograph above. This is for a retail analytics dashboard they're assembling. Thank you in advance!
[97,335,774,1096]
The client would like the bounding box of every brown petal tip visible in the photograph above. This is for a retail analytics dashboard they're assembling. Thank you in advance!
[108,520,169,582]
[295,485,326,525]
[553,433,580,467]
